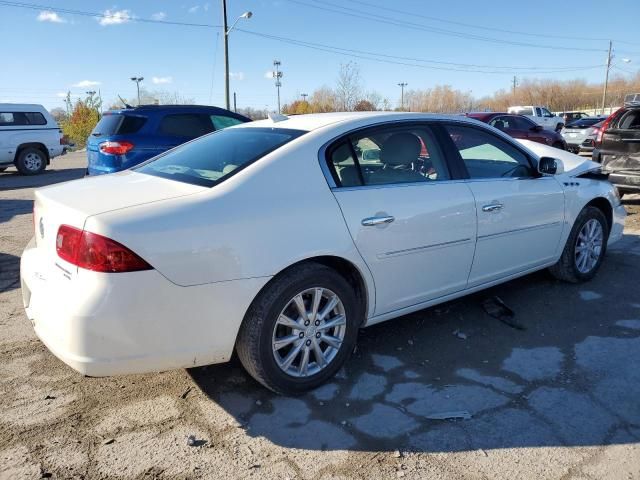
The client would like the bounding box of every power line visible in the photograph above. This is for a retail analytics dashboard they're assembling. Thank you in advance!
[341,0,640,47]
[280,0,606,52]
[236,29,602,75]
[0,1,221,28]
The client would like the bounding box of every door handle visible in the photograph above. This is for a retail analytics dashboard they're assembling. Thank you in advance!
[482,203,504,212]
[361,215,395,226]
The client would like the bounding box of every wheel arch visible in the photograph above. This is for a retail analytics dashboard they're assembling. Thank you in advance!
[248,255,372,328]
[585,196,613,234]
[15,143,50,164]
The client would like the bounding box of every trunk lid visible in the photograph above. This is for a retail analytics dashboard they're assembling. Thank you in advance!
[32,171,207,268]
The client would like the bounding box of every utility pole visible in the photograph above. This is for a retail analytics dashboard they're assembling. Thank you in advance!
[512,76,518,96]
[273,60,283,114]
[221,0,230,110]
[221,3,252,110]
[130,77,143,105]
[397,82,408,110]
[601,40,613,115]
[233,92,237,112]
[301,93,308,103]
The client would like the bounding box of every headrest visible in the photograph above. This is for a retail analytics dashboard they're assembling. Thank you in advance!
[380,133,421,166]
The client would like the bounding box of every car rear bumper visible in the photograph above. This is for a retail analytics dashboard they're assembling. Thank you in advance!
[20,239,270,376]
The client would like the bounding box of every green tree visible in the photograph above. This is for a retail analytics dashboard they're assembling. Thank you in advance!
[61,99,100,149]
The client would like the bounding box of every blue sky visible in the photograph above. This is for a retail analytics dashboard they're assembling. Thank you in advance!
[1,0,639,111]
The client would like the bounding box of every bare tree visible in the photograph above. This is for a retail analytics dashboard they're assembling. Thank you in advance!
[335,62,362,111]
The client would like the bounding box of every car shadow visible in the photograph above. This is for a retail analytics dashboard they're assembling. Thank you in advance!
[0,252,21,293]
[189,232,640,453]
[0,199,34,223]
[0,167,86,192]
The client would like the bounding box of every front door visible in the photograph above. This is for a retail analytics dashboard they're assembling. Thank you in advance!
[327,123,477,316]
[442,123,565,287]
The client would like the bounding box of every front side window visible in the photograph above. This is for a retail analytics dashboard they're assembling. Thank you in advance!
[211,115,245,130]
[328,125,450,187]
[541,108,553,118]
[158,113,214,138]
[445,124,534,179]
[135,127,305,187]
[511,116,535,130]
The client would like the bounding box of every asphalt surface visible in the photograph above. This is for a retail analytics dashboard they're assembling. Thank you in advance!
[1,152,639,479]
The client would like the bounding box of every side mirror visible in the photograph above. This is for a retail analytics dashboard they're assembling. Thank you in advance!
[538,156,558,175]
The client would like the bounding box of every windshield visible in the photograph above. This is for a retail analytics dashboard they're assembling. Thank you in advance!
[135,127,306,187]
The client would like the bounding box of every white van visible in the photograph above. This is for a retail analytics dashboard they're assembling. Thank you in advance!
[0,104,65,175]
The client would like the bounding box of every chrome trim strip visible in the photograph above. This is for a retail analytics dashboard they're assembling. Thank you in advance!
[379,237,473,259]
[477,221,562,240]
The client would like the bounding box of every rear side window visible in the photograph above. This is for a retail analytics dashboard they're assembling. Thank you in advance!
[211,115,245,130]
[135,127,306,187]
[91,114,146,136]
[158,114,214,138]
[613,110,640,130]
[328,124,449,187]
[0,111,46,126]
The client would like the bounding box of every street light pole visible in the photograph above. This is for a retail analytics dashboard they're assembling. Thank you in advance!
[221,2,252,110]
[397,82,408,111]
[130,77,143,106]
[601,40,613,115]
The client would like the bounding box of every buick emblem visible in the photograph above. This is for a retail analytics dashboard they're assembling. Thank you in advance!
[39,217,45,239]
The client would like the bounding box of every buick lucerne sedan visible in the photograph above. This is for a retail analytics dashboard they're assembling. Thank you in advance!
[21,112,626,394]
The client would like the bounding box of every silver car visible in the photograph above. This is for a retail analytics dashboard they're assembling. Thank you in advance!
[561,116,607,154]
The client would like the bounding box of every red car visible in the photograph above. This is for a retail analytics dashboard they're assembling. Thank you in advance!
[466,112,567,150]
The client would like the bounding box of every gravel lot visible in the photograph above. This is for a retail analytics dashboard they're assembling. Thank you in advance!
[1,152,640,479]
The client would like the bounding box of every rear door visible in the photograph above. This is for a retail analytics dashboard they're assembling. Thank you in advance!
[327,122,477,316]
[442,123,565,286]
[601,108,640,173]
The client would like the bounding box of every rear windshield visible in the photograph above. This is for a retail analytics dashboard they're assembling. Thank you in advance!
[566,118,603,128]
[91,114,146,136]
[134,127,306,187]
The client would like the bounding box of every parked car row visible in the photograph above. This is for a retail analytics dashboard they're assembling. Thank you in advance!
[466,112,567,150]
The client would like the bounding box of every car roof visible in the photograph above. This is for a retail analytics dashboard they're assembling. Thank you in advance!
[106,104,250,119]
[235,111,479,132]
[0,103,47,111]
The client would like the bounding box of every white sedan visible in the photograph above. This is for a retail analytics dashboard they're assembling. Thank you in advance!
[21,112,625,394]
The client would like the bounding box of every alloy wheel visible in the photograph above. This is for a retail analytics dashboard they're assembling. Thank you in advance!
[24,152,43,171]
[575,218,604,274]
[271,287,347,378]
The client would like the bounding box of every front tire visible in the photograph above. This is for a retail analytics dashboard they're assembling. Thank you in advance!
[549,206,608,283]
[16,147,46,175]
[236,263,360,395]
[552,141,565,150]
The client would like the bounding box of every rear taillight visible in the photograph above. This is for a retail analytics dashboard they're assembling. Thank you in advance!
[56,225,152,273]
[596,109,622,146]
[99,141,134,155]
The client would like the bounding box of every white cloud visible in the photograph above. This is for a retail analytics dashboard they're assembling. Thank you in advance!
[229,72,245,81]
[56,92,68,98]
[98,9,131,26]
[264,70,274,79]
[151,11,166,21]
[187,5,199,13]
[152,76,173,85]
[37,11,66,23]
[72,80,101,88]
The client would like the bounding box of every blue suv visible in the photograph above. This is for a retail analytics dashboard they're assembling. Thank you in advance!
[86,105,250,175]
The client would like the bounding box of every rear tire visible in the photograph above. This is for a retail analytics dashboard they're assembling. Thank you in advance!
[236,263,360,395]
[16,147,47,175]
[549,206,608,283]
[555,123,564,132]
